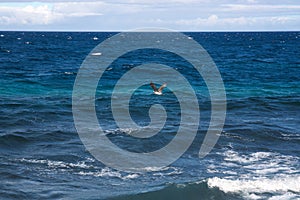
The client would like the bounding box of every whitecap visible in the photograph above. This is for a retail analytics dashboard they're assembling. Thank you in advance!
[207,175,300,199]
[223,150,273,164]
[77,167,139,180]
[153,167,183,176]
[269,192,299,200]
[123,173,139,179]
[64,71,75,75]
[91,52,102,56]
[20,158,95,169]
[104,127,140,135]
[77,167,122,178]
[20,158,139,180]
[143,166,167,172]
[220,150,299,176]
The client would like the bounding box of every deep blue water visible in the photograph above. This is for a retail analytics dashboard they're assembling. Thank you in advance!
[0,31,300,200]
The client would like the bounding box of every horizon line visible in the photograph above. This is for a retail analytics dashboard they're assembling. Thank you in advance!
[0,29,299,32]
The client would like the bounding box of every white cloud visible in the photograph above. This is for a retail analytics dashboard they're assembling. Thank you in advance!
[0,2,105,26]
[0,1,299,30]
[269,16,291,24]
[222,4,300,12]
[162,14,298,31]
[246,0,258,3]
[0,4,61,25]
[176,15,219,27]
[175,15,251,29]
[53,2,104,17]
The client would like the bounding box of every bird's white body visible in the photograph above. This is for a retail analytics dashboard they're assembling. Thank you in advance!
[153,91,163,95]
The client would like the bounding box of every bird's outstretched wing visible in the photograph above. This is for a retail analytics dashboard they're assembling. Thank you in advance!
[150,82,157,91]
[158,83,167,92]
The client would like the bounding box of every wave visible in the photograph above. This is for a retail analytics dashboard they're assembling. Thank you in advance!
[0,134,30,147]
[213,150,300,177]
[227,96,300,111]
[17,157,183,181]
[5,151,300,200]
[110,174,300,200]
[204,149,300,199]
[20,158,96,170]
[252,58,276,63]
[109,181,227,200]
[208,175,300,199]
[77,168,139,180]
[0,129,77,149]
[18,157,140,181]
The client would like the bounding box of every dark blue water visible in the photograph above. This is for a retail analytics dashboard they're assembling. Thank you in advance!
[0,32,299,200]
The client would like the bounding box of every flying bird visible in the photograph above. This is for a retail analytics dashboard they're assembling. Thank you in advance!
[150,82,167,95]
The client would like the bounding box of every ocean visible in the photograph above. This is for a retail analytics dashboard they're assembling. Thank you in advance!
[0,31,299,200]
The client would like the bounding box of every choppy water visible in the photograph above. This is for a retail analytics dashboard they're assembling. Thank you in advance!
[0,31,299,199]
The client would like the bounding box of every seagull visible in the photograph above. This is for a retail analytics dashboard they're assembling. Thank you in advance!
[150,82,167,95]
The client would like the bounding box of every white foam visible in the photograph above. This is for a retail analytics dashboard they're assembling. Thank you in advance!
[208,149,300,199]
[91,52,102,56]
[281,132,300,139]
[220,150,299,176]
[20,158,94,169]
[153,166,183,176]
[64,71,74,75]
[143,166,166,172]
[78,167,122,178]
[269,192,299,200]
[207,164,219,173]
[245,193,261,200]
[104,127,141,135]
[20,158,139,180]
[207,163,237,175]
[124,173,139,179]
[77,167,139,180]
[208,175,300,199]
[223,150,272,164]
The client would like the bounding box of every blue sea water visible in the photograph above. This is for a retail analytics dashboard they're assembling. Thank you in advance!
[0,31,300,200]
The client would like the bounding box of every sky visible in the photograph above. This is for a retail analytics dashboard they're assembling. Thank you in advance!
[0,0,299,31]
